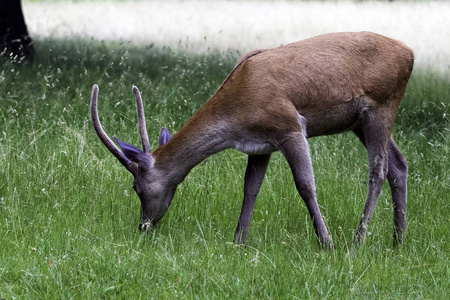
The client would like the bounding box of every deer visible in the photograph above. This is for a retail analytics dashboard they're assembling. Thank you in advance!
[91,31,414,248]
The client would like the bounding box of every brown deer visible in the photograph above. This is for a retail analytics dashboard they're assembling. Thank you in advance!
[91,31,414,248]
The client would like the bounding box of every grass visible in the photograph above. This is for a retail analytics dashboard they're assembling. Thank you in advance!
[1,38,449,299]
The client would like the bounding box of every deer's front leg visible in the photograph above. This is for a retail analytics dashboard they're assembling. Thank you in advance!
[280,132,333,249]
[234,154,271,244]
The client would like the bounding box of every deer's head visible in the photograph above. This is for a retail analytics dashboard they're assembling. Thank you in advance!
[91,84,173,230]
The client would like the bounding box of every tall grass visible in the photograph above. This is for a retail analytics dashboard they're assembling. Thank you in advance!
[0,38,449,298]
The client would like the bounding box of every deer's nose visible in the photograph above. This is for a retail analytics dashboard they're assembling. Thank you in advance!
[138,220,158,231]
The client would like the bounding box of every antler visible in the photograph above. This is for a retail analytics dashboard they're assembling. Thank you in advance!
[133,86,151,153]
[90,84,138,175]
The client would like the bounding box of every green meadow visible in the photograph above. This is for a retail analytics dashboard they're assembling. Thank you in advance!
[0,38,448,298]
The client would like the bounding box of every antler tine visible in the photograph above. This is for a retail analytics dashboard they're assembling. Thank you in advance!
[91,84,137,175]
[133,86,151,153]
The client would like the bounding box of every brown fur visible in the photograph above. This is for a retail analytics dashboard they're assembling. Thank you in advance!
[153,31,413,175]
[92,31,414,247]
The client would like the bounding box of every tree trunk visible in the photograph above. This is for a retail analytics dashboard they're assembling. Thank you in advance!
[0,0,35,61]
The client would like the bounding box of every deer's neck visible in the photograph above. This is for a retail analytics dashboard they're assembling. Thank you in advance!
[151,109,231,184]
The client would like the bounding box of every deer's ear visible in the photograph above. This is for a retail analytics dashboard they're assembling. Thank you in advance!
[158,127,172,147]
[114,137,153,168]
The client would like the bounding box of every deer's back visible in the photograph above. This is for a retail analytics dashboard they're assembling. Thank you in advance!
[208,32,413,138]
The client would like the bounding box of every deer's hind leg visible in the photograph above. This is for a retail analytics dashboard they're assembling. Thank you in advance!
[387,138,408,245]
[352,109,392,244]
[354,123,408,246]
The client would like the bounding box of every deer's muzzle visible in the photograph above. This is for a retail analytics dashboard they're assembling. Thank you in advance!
[138,220,158,231]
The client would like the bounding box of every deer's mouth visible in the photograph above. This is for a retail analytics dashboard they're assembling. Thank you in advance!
[138,219,159,231]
